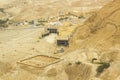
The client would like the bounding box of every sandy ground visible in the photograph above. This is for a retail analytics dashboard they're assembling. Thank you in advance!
[0,26,59,80]
[0,26,93,80]
[0,27,56,62]
[0,0,119,80]
[44,34,57,44]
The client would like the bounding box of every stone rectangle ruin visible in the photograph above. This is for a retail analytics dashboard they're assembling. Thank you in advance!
[17,55,63,68]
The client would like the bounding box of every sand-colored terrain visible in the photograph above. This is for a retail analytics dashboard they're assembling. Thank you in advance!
[0,0,120,80]
[69,0,120,79]
[0,0,112,21]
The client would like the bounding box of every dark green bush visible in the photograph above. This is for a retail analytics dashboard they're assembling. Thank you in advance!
[78,16,85,19]
[29,20,34,24]
[0,19,8,28]
[96,62,110,73]
[68,63,72,65]
[0,8,4,13]
[75,61,81,65]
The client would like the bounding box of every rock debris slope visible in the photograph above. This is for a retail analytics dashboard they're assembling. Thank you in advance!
[69,0,120,80]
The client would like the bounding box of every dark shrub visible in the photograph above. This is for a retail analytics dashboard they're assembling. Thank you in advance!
[75,61,81,65]
[96,62,110,74]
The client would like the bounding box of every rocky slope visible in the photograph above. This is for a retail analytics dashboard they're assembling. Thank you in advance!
[69,0,120,79]
[0,0,112,21]
[71,0,120,51]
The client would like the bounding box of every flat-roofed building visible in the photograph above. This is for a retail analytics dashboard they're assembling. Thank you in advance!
[56,37,69,46]
[56,25,77,46]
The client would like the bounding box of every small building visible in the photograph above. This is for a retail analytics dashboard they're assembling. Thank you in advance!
[56,37,69,46]
[56,25,77,46]
[47,27,58,33]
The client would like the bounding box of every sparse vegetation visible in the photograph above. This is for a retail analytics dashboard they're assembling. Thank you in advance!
[68,63,72,65]
[39,36,42,39]
[59,17,69,21]
[38,19,47,23]
[78,16,85,19]
[29,20,34,25]
[0,19,8,28]
[96,62,110,74]
[75,61,81,65]
[36,23,44,26]
[36,40,40,42]
[0,8,4,13]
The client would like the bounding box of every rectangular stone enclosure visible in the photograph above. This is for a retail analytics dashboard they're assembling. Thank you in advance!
[17,55,63,68]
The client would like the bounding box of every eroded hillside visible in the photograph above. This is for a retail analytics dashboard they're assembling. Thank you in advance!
[71,0,120,51]
[0,0,112,21]
[69,0,120,79]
